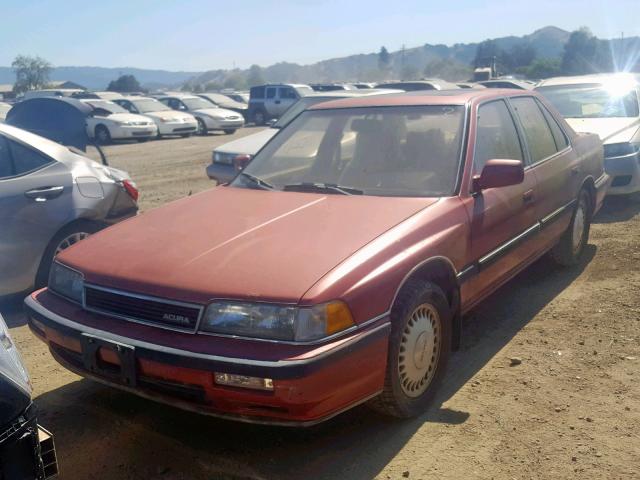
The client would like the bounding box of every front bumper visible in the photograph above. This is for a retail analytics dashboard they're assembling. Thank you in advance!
[604,152,640,195]
[25,291,389,426]
[0,405,57,479]
[111,124,158,140]
[157,121,198,136]
[202,117,245,130]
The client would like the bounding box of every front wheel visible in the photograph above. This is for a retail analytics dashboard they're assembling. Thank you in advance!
[197,118,208,136]
[224,129,236,135]
[95,125,111,145]
[551,189,591,266]
[368,279,452,418]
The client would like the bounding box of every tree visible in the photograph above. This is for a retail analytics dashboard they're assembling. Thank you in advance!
[223,73,247,91]
[474,40,500,68]
[400,63,419,80]
[378,46,391,71]
[107,74,142,92]
[12,55,53,93]
[509,44,537,68]
[247,64,265,87]
[204,81,223,91]
[561,27,598,75]
[522,58,561,79]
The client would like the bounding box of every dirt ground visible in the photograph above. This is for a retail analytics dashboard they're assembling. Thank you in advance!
[1,132,639,479]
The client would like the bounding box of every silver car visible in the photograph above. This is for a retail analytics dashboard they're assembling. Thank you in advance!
[0,123,138,296]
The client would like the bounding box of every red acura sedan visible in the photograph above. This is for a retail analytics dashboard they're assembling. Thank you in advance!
[26,89,609,426]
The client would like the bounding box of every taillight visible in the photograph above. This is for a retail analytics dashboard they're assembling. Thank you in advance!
[122,179,139,201]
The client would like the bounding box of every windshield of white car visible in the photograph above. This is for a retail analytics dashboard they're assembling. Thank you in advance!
[231,105,465,197]
[87,100,128,114]
[132,99,171,113]
[182,97,216,110]
[536,83,640,118]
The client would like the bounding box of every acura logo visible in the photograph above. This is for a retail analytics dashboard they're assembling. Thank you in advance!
[162,313,191,325]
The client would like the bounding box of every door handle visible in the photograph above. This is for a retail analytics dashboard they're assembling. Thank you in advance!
[522,189,535,205]
[24,186,64,201]
[570,166,580,175]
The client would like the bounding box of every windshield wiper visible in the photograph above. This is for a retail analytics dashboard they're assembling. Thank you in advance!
[239,172,275,190]
[282,182,363,195]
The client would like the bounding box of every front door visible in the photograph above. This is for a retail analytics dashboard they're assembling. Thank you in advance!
[463,99,539,308]
[0,134,74,295]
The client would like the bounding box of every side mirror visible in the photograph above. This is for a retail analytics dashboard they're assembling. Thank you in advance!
[233,154,252,173]
[473,159,524,192]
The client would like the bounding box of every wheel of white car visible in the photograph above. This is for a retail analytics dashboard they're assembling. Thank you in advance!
[368,278,452,418]
[197,118,207,136]
[95,125,111,145]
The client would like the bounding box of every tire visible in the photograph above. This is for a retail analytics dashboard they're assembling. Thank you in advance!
[551,188,591,267]
[253,110,267,126]
[35,221,101,288]
[136,138,149,143]
[224,129,236,135]
[368,279,452,418]
[95,125,111,145]
[180,133,191,138]
[196,118,208,136]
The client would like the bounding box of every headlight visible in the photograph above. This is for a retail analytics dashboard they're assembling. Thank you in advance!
[200,301,355,342]
[0,313,32,395]
[603,142,640,158]
[115,120,133,126]
[49,262,84,304]
[213,151,236,165]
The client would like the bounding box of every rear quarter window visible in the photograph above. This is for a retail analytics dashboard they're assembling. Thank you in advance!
[250,86,265,99]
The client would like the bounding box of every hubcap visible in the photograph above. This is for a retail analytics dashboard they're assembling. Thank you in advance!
[198,119,206,134]
[398,303,441,398]
[97,129,108,142]
[572,201,586,254]
[55,232,90,256]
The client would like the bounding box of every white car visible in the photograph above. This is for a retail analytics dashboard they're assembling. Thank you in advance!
[114,97,197,138]
[536,73,640,195]
[0,102,10,122]
[81,99,158,144]
[158,95,244,135]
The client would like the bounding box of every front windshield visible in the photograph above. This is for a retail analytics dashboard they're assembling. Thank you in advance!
[274,97,333,128]
[182,97,215,110]
[132,99,171,113]
[232,105,465,197]
[536,83,640,118]
[87,100,128,114]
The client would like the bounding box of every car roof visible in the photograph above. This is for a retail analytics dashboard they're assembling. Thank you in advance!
[123,96,158,102]
[305,89,402,99]
[158,94,200,100]
[536,72,640,88]
[309,88,531,110]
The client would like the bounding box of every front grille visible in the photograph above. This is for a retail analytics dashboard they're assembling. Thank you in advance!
[84,286,203,331]
[172,126,196,133]
[131,131,152,136]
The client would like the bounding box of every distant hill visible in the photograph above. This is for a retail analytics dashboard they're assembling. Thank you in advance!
[0,66,201,90]
[191,26,574,86]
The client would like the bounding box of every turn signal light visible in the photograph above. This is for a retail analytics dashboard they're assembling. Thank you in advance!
[214,373,274,391]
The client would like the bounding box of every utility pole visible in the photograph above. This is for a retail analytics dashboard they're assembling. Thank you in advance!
[401,44,406,78]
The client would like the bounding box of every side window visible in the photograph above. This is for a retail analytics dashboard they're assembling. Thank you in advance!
[177,101,188,111]
[475,100,524,173]
[0,135,13,178]
[536,99,569,151]
[510,97,558,164]
[279,87,297,100]
[8,139,53,175]
[250,86,265,99]
[266,88,277,99]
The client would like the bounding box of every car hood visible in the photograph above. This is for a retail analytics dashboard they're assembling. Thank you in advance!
[566,117,640,145]
[101,112,153,123]
[215,128,278,156]
[58,187,437,304]
[144,111,195,122]
[194,107,241,118]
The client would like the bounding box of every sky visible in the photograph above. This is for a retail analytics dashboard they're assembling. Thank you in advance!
[1,0,639,72]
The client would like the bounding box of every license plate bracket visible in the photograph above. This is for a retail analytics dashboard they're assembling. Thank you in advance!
[80,333,137,387]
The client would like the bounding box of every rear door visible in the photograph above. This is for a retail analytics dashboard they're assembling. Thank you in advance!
[0,134,74,295]
[277,87,298,115]
[264,87,279,118]
[464,99,539,306]
[509,96,578,247]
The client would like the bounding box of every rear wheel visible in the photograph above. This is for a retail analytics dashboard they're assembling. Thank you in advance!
[35,221,101,288]
[551,188,591,266]
[253,110,266,126]
[368,279,452,418]
[224,129,236,135]
[180,133,191,138]
[95,125,111,145]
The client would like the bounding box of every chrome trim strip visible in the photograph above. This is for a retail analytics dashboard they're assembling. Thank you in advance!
[595,172,609,188]
[26,294,390,370]
[456,264,477,284]
[478,223,540,269]
[83,284,205,334]
[540,199,576,227]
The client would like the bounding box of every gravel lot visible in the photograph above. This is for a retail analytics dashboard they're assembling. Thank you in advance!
[1,132,639,479]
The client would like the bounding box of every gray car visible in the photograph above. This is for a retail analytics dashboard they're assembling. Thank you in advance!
[0,123,138,296]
